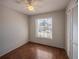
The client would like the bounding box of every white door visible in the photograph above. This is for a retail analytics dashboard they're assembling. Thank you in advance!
[66,9,73,59]
[72,5,78,59]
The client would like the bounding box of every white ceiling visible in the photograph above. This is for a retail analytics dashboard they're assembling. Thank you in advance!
[0,0,70,15]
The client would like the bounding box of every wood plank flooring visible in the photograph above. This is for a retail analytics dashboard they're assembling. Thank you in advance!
[0,42,68,59]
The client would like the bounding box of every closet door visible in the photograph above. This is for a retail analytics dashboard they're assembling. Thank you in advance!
[72,5,78,59]
[66,9,73,59]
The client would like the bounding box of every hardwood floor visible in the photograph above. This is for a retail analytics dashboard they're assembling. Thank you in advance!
[0,42,68,59]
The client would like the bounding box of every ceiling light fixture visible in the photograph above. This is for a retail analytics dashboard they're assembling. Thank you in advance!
[17,0,41,11]
[26,0,34,11]
[27,5,34,11]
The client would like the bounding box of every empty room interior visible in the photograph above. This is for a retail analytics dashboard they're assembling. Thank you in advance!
[0,0,78,59]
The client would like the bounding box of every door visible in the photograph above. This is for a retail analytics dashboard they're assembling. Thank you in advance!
[72,5,78,59]
[66,9,73,59]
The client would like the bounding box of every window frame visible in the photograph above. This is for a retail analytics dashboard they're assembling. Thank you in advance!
[35,17,53,39]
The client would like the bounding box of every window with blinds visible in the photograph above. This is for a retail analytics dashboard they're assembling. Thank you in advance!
[36,17,52,39]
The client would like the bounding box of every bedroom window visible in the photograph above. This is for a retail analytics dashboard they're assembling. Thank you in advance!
[36,17,52,39]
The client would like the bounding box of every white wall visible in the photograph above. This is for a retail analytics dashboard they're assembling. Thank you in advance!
[29,11,65,48]
[0,5,29,56]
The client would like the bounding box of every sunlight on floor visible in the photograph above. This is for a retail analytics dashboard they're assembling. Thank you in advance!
[36,49,53,59]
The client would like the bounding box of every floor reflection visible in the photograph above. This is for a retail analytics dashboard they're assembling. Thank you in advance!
[35,48,53,59]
